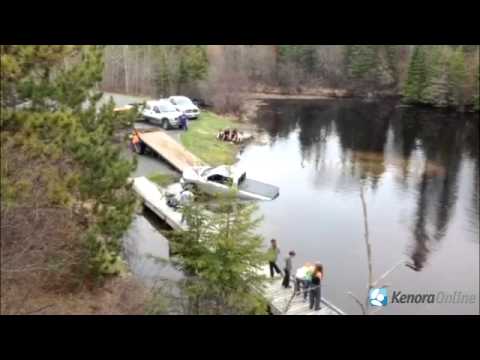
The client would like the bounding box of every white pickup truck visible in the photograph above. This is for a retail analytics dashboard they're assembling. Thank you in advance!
[168,96,201,119]
[181,165,279,201]
[141,99,184,129]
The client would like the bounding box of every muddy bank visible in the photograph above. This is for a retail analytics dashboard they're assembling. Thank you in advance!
[245,83,403,98]
[246,91,351,100]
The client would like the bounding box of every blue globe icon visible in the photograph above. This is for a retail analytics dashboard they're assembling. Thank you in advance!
[369,288,388,307]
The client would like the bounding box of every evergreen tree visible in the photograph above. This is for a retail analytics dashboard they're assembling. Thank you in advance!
[447,47,467,109]
[153,45,208,96]
[472,46,480,111]
[475,71,480,111]
[421,46,449,107]
[343,45,355,75]
[1,45,138,280]
[168,192,268,315]
[177,45,209,92]
[153,45,175,96]
[422,70,449,107]
[403,46,427,103]
[277,45,319,83]
[383,45,400,83]
[348,45,379,80]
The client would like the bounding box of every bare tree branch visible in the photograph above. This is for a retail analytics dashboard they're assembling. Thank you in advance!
[360,183,373,290]
[22,304,55,315]
[372,260,405,288]
[347,291,366,315]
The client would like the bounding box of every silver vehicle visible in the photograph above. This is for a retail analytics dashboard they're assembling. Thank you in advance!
[181,165,279,201]
[168,96,201,119]
[141,100,183,129]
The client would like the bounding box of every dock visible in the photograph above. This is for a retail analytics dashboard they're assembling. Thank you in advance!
[256,266,346,315]
[132,176,187,231]
[138,130,204,172]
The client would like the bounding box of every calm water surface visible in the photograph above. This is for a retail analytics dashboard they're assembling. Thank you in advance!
[236,99,479,315]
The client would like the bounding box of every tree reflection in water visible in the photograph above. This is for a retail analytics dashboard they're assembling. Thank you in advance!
[253,99,478,271]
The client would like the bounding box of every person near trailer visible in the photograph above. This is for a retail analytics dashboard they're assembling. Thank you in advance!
[180,113,189,131]
[130,129,146,154]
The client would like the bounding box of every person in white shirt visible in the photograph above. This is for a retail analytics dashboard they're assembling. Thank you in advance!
[295,262,314,301]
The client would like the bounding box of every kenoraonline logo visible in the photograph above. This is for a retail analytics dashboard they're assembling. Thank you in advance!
[391,290,476,304]
[369,288,476,306]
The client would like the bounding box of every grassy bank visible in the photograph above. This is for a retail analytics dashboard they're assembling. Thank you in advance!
[180,111,238,166]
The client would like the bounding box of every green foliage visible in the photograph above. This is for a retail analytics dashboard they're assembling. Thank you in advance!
[475,71,480,112]
[473,51,480,111]
[85,230,127,278]
[418,46,446,106]
[1,45,137,280]
[344,45,399,89]
[168,192,269,314]
[147,173,180,187]
[278,45,318,74]
[403,46,427,103]
[347,45,379,80]
[447,47,467,108]
[422,71,449,107]
[401,45,476,110]
[383,45,400,81]
[153,45,208,96]
[178,46,209,86]
[144,287,172,315]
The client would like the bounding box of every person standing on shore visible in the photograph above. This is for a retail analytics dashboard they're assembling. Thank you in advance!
[267,239,282,278]
[282,251,296,288]
[309,263,324,311]
[295,262,314,301]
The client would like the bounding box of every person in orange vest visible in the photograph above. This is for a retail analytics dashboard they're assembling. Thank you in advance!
[130,129,145,154]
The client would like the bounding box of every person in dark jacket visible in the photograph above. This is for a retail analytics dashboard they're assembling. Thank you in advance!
[282,251,296,288]
[309,263,323,311]
[180,113,188,131]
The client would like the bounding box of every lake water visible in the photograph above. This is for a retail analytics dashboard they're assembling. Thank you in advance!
[235,99,479,315]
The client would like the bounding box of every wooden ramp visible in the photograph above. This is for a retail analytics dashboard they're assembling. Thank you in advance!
[257,266,346,315]
[138,131,204,172]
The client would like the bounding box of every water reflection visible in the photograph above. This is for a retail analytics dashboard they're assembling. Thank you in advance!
[252,100,479,273]
[464,119,479,241]
[123,209,182,286]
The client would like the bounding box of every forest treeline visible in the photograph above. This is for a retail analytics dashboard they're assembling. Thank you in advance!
[102,45,479,112]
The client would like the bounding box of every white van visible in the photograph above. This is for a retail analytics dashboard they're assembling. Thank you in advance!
[141,99,184,129]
